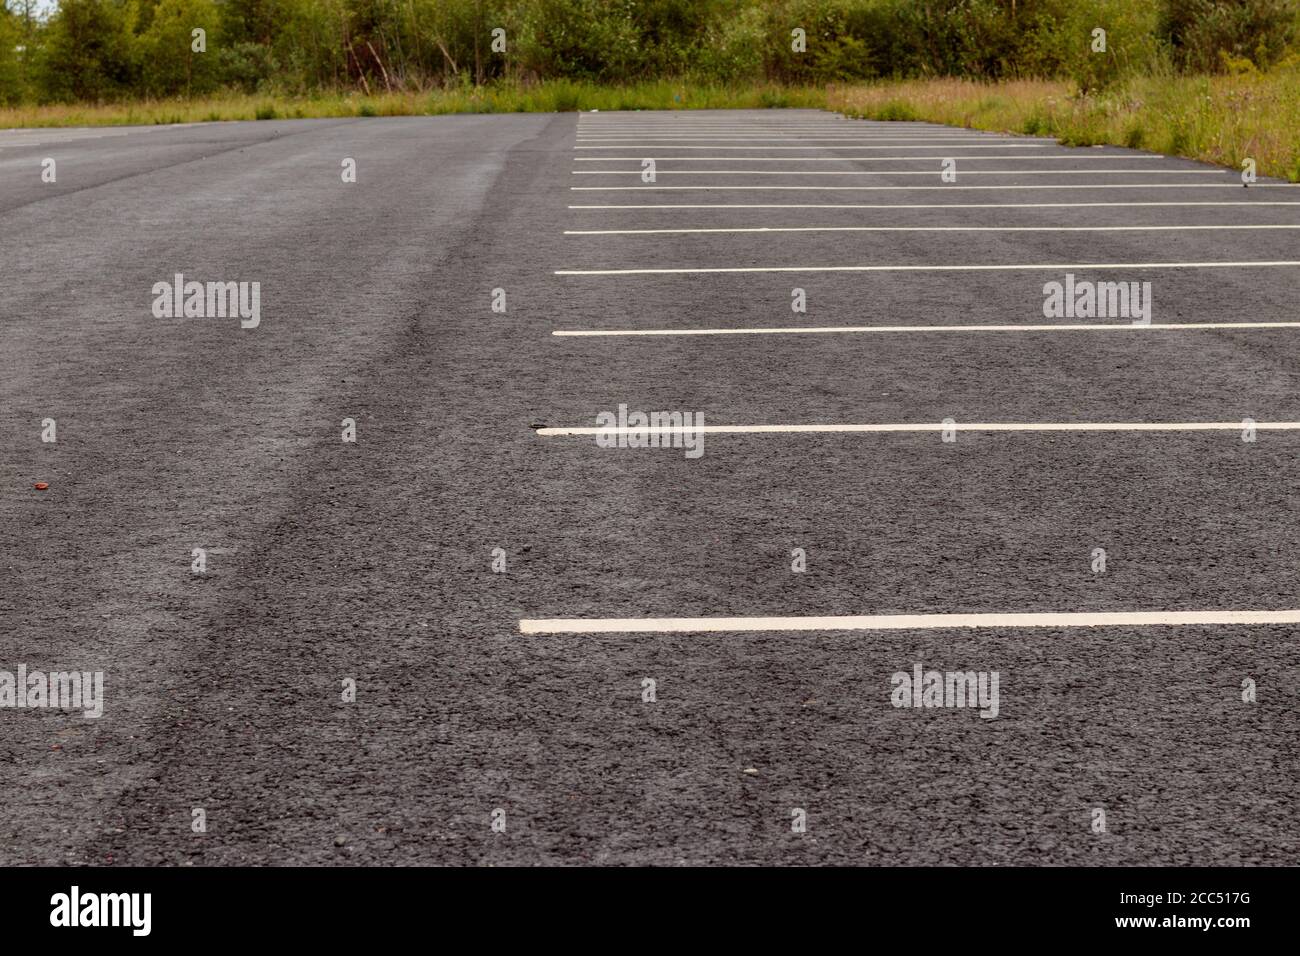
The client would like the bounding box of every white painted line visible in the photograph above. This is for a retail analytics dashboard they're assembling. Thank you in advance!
[519,608,1300,634]
[574,123,908,126]
[537,421,1300,436]
[577,122,935,126]
[575,144,1058,150]
[574,131,988,136]
[555,260,1300,276]
[564,224,1300,236]
[575,123,958,127]
[572,169,1219,176]
[572,155,1164,162]
[551,321,1300,337]
[575,135,1059,140]
[575,140,1057,146]
[573,132,912,135]
[573,130,1056,134]
[572,184,1289,192]
[575,127,932,132]
[568,201,1300,210]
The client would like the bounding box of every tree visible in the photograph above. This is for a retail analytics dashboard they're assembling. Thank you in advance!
[1161,0,1298,71]
[37,0,139,102]
[138,0,220,95]
[0,4,24,104]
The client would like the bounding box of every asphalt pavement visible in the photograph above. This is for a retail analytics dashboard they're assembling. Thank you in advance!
[2,110,1298,865]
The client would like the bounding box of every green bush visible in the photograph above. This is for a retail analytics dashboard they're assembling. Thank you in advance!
[137,0,222,96]
[765,0,887,83]
[1161,0,1298,72]
[512,0,641,81]
[693,3,766,82]
[37,0,140,102]
[875,98,918,120]
[217,40,276,92]
[1055,0,1164,92]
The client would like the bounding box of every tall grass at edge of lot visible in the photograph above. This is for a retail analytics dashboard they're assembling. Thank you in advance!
[830,65,1300,182]
[2,70,1296,185]
[0,81,829,129]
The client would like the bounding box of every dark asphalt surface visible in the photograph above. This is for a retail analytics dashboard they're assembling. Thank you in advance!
[2,110,1298,865]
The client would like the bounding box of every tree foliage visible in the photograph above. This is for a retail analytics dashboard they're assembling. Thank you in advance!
[5,0,1297,104]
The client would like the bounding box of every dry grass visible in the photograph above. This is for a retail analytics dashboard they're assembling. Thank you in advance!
[829,66,1300,182]
[0,81,825,129]
[5,70,1297,183]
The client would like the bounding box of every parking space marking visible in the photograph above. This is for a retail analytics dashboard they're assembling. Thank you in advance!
[537,421,1300,436]
[551,321,1300,337]
[572,169,1223,176]
[556,260,1300,276]
[563,224,1300,235]
[519,609,1300,634]
[573,155,1166,161]
[568,201,1300,210]
[575,144,1061,150]
[571,183,1290,191]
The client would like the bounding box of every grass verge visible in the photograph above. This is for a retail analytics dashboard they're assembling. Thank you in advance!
[828,67,1300,182]
[3,71,1297,184]
[0,80,826,129]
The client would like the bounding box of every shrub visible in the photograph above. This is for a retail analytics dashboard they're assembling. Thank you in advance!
[1161,0,1298,72]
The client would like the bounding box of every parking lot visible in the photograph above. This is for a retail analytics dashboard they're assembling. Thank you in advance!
[3,110,1298,864]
